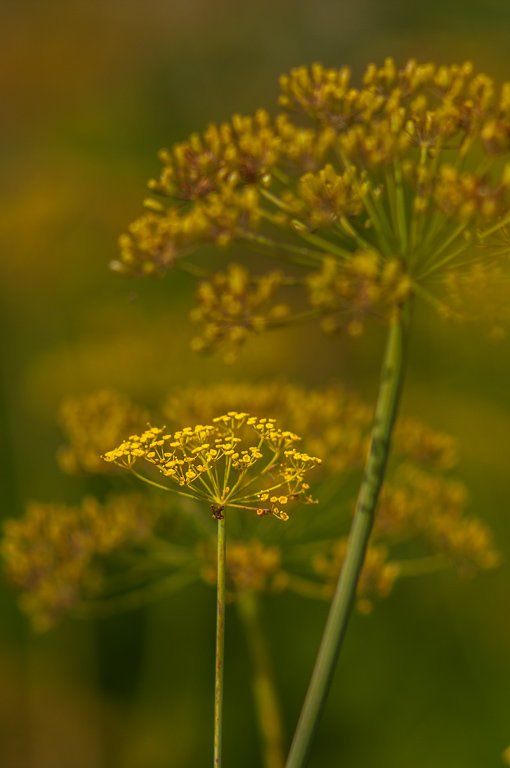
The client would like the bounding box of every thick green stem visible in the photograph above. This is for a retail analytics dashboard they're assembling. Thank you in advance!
[237,592,286,768]
[214,515,227,768]
[285,309,408,768]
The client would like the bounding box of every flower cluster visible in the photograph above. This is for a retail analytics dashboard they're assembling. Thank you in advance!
[189,263,290,361]
[161,382,498,604]
[392,417,458,470]
[375,466,499,576]
[442,262,510,339]
[113,59,510,353]
[306,251,412,335]
[57,382,465,480]
[2,495,157,630]
[5,382,498,629]
[312,540,399,614]
[163,381,373,474]
[102,411,321,521]
[163,380,465,477]
[58,390,149,474]
[197,539,282,597]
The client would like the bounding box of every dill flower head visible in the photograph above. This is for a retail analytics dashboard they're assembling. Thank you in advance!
[1,494,157,631]
[103,411,321,521]
[58,390,149,474]
[113,58,510,354]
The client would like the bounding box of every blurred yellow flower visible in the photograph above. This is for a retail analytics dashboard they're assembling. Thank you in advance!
[111,58,510,353]
[2,494,158,631]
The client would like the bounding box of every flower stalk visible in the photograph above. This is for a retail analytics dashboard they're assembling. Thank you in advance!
[214,513,227,768]
[237,591,286,768]
[285,306,408,768]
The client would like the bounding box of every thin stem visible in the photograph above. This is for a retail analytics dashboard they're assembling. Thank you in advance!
[363,188,395,257]
[260,187,296,214]
[417,238,473,280]
[175,261,211,279]
[395,554,450,577]
[221,454,233,498]
[411,281,450,315]
[285,575,331,601]
[290,227,352,259]
[237,592,286,768]
[241,231,323,267]
[130,468,210,502]
[72,568,198,618]
[336,216,373,250]
[384,166,400,237]
[214,514,227,768]
[477,210,510,239]
[393,159,408,254]
[335,149,393,256]
[427,221,468,262]
[285,307,409,768]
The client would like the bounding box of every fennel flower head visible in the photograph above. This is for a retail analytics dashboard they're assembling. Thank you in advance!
[103,411,321,521]
[112,58,510,357]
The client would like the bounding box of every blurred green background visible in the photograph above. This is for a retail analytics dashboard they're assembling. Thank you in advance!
[1,1,510,766]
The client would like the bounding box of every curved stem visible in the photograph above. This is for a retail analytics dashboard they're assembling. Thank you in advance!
[285,308,409,768]
[214,514,227,768]
[237,592,286,768]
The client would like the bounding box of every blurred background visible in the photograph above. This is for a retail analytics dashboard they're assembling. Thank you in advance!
[1,0,510,766]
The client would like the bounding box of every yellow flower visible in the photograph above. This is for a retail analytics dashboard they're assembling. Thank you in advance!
[313,540,400,613]
[1,495,157,631]
[5,382,500,628]
[112,58,510,354]
[58,390,149,474]
[197,539,282,597]
[103,411,321,521]
[189,263,289,361]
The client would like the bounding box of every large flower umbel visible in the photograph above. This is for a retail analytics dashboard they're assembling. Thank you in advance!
[103,412,321,521]
[113,59,510,356]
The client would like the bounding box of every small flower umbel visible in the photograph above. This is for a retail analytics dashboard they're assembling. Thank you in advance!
[103,411,320,768]
[102,412,321,522]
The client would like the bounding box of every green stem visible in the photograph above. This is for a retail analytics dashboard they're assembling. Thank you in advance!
[290,224,352,259]
[72,568,198,618]
[214,514,227,768]
[241,231,322,267]
[393,159,408,254]
[284,308,409,768]
[237,592,286,768]
[395,554,450,577]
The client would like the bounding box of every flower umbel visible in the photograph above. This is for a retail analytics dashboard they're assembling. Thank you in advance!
[1,494,158,631]
[189,263,290,362]
[103,412,321,521]
[113,58,510,354]
[58,390,149,475]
